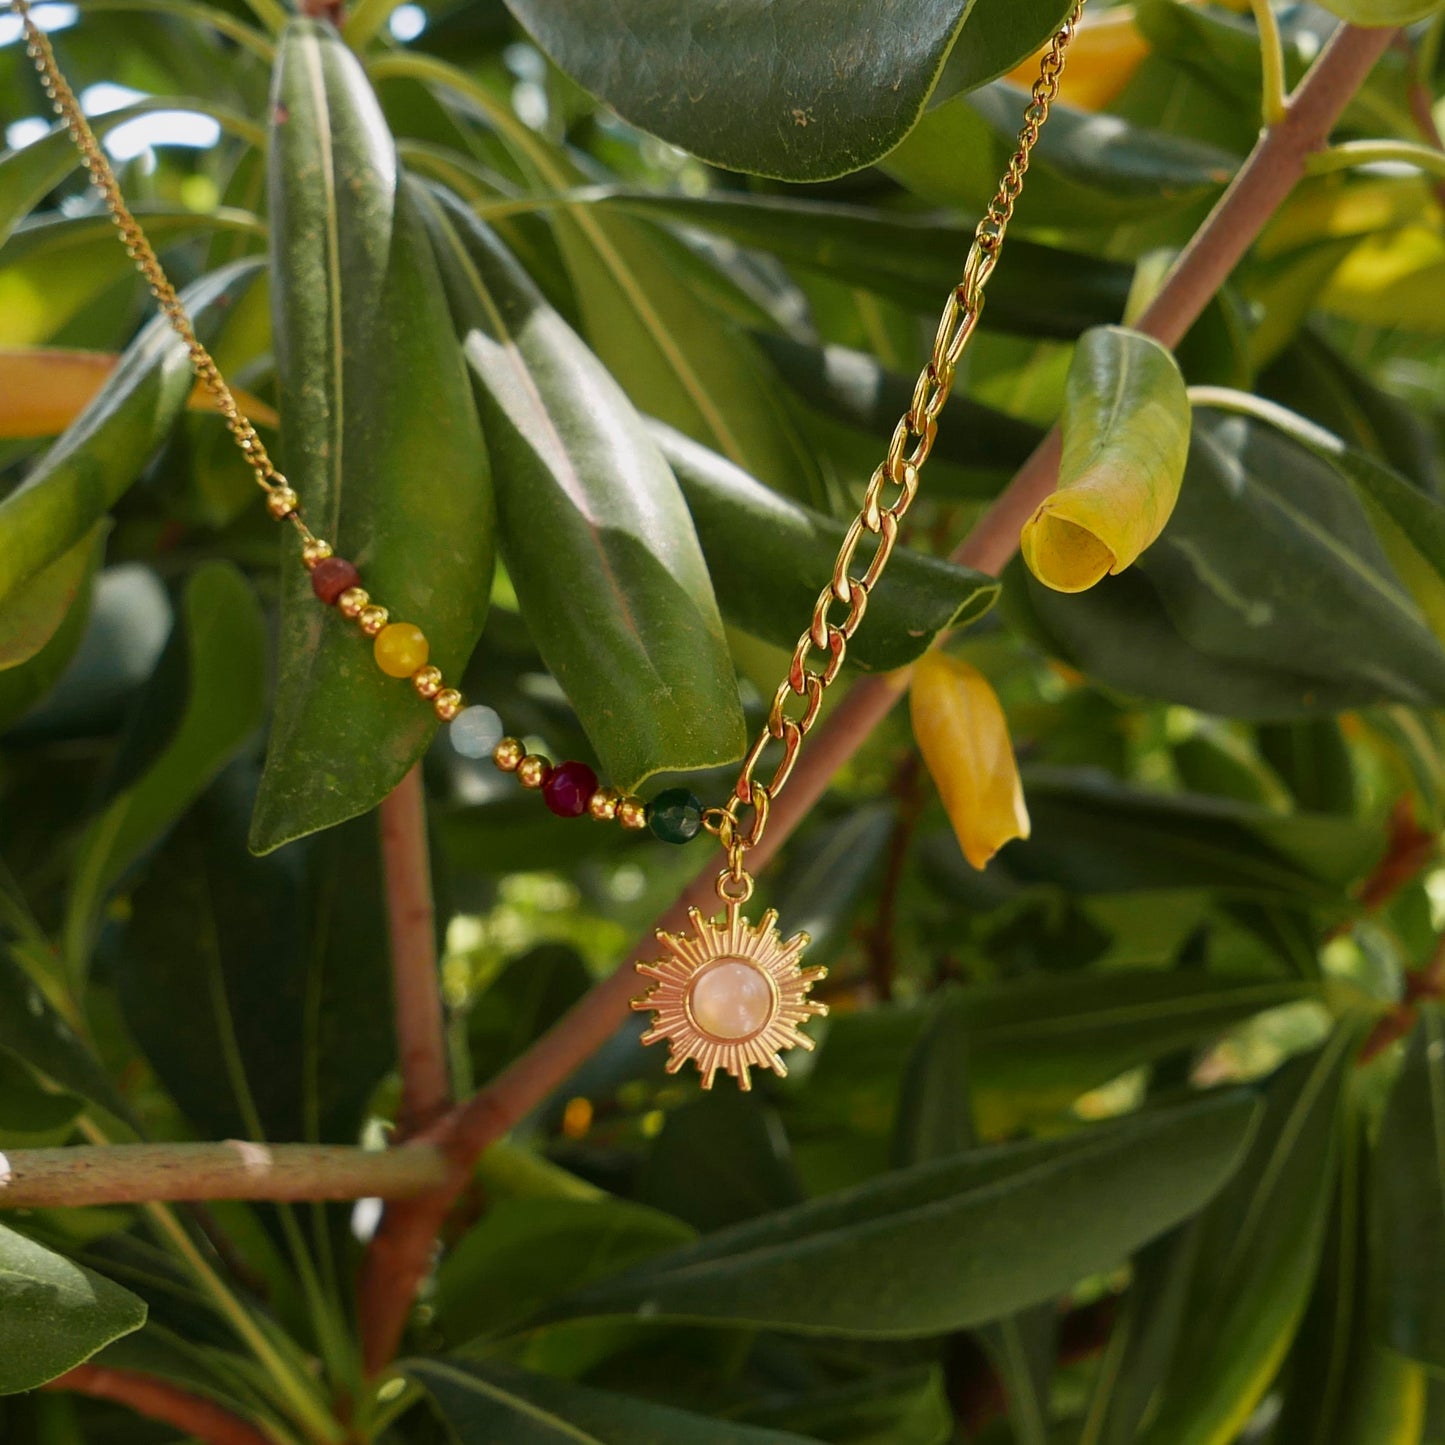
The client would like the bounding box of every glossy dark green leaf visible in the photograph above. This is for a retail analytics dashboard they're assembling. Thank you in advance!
[755,335,1045,494]
[500,0,1074,181]
[602,192,1130,337]
[432,1197,694,1345]
[409,1357,816,1444]
[550,1092,1257,1337]
[63,563,266,972]
[0,952,132,1123]
[738,1366,952,1445]
[1140,1033,1356,1444]
[1019,404,1445,716]
[997,768,1383,904]
[0,262,261,614]
[885,83,1234,229]
[655,423,1000,672]
[415,187,744,789]
[0,1224,146,1395]
[1257,720,1357,815]
[116,762,394,1144]
[1374,1004,1445,1370]
[254,19,493,852]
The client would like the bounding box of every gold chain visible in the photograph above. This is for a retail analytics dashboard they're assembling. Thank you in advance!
[11,0,316,543]
[707,0,1086,905]
[12,0,1084,888]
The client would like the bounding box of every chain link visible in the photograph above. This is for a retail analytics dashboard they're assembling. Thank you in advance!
[709,0,1086,893]
[10,0,306,531]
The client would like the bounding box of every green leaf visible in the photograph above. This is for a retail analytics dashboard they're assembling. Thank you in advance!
[655,422,1000,673]
[1022,326,1191,593]
[468,944,591,1081]
[499,0,1074,182]
[63,563,266,972]
[410,1357,817,1443]
[1373,1004,1445,1370]
[0,262,262,613]
[0,525,103,674]
[433,1197,695,1345]
[598,192,1130,337]
[254,19,494,851]
[0,952,132,1123]
[415,187,745,789]
[998,768,1383,904]
[884,84,1234,230]
[1018,403,1445,716]
[116,763,394,1144]
[0,1223,146,1394]
[548,1092,1257,1337]
[739,1367,953,1445]
[1140,1033,1357,1445]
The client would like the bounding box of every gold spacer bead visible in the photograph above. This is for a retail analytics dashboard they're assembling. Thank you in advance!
[301,538,333,570]
[587,787,621,822]
[266,485,299,520]
[434,688,464,722]
[617,796,648,831]
[493,737,525,772]
[337,587,369,619]
[517,755,552,790]
[358,605,389,637]
[412,665,443,699]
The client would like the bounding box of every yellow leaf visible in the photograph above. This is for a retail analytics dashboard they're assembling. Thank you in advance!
[1004,6,1151,112]
[1021,325,1191,593]
[910,652,1029,871]
[0,347,279,439]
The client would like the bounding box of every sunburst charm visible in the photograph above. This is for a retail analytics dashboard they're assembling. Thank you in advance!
[633,905,828,1090]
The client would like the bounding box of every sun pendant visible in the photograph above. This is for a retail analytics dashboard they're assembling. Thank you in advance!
[632,905,828,1090]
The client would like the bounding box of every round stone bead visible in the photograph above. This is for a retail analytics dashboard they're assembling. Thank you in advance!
[689,959,773,1040]
[311,556,360,605]
[544,761,599,818]
[648,788,705,844]
[450,705,504,759]
[374,623,429,678]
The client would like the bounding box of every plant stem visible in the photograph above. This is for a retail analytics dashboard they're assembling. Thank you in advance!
[1250,0,1289,127]
[1307,137,1445,179]
[45,1364,276,1445]
[352,16,1401,1379]
[0,1141,448,1207]
[378,766,451,1137]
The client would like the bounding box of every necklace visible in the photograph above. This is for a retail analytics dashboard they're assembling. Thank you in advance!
[13,0,1083,1090]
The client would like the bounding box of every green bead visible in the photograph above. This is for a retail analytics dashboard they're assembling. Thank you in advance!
[648,788,704,844]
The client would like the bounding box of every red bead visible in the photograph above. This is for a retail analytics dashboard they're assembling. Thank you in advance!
[311,556,360,605]
[543,761,598,819]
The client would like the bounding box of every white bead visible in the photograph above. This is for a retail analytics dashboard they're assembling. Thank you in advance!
[689,959,773,1040]
[450,705,504,758]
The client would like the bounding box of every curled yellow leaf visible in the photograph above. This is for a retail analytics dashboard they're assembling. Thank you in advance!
[0,347,279,439]
[910,652,1029,871]
[1021,325,1191,594]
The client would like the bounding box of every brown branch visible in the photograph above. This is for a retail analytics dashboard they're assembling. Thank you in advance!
[1360,931,1445,1064]
[378,765,450,1138]
[44,1365,272,1445]
[864,753,925,1002]
[0,1142,447,1208]
[354,19,1402,1376]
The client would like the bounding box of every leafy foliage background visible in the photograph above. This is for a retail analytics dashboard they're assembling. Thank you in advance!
[1,0,1444,1442]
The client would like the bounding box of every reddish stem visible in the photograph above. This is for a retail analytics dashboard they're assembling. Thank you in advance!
[44,1365,271,1445]
[378,765,450,1138]
[355,19,1401,1376]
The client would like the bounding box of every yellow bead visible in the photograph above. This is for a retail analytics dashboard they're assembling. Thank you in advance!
[337,587,369,619]
[266,485,299,519]
[618,796,648,831]
[374,622,429,678]
[588,787,620,822]
[517,755,551,790]
[358,605,389,637]
[493,737,525,772]
[434,688,464,722]
[412,665,443,699]
[302,538,332,569]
